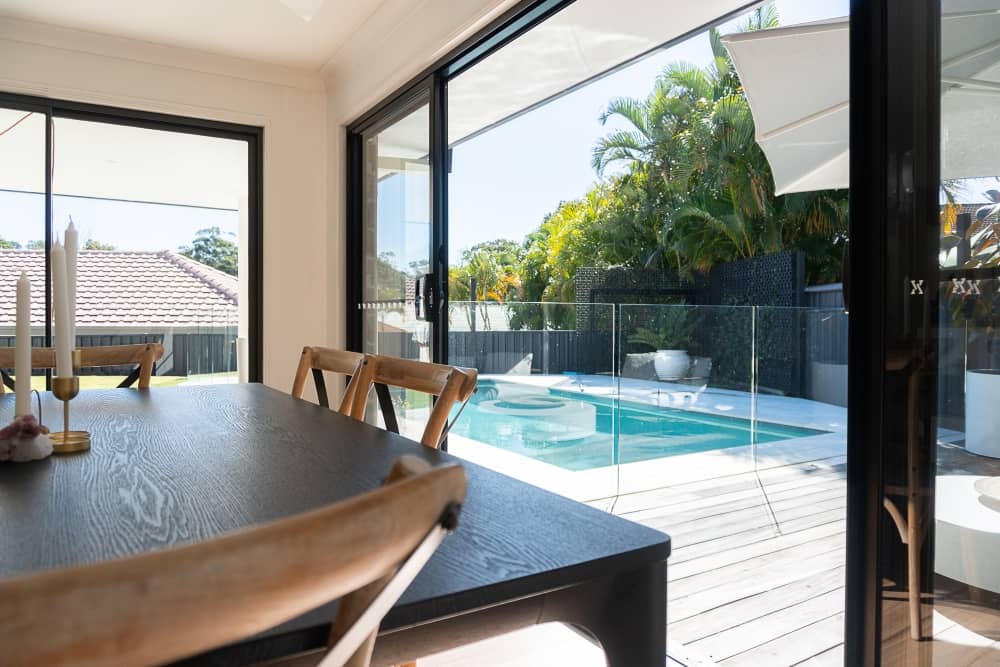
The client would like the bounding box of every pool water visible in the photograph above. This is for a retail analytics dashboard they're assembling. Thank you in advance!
[449,380,828,471]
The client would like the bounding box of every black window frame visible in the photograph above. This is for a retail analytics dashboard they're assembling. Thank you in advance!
[0,91,264,383]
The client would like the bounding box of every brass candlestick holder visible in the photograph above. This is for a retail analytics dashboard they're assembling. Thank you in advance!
[50,350,90,454]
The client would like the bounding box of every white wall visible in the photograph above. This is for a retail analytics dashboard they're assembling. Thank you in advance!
[0,17,327,392]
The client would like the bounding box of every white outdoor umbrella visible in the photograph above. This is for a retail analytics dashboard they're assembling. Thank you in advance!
[722,6,1000,195]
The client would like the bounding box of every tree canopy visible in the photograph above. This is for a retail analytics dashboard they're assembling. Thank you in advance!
[83,239,116,251]
[179,227,238,276]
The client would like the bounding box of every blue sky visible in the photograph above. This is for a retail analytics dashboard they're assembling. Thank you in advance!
[0,190,236,251]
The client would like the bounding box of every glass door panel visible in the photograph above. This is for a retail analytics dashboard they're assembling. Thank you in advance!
[924,3,1000,662]
[51,116,248,388]
[360,100,433,441]
[0,106,47,392]
[859,2,1000,663]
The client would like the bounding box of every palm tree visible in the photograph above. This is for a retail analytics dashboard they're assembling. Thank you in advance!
[591,4,848,280]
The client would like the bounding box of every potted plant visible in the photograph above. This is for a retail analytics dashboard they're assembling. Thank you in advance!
[627,307,697,381]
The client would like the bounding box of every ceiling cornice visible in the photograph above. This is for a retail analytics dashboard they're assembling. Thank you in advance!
[0,15,326,93]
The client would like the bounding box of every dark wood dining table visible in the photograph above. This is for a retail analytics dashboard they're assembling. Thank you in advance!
[0,384,671,666]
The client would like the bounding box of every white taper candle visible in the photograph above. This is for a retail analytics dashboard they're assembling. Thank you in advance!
[64,220,78,349]
[15,272,31,417]
[52,240,73,378]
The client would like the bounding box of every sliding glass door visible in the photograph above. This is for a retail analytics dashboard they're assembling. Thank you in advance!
[849,1,1000,664]
[349,79,445,440]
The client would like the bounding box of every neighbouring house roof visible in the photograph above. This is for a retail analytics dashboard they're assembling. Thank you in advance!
[0,250,238,328]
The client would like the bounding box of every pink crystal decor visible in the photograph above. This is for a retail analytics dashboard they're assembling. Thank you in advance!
[0,414,53,462]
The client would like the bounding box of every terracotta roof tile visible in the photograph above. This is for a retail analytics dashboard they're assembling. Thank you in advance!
[0,250,238,327]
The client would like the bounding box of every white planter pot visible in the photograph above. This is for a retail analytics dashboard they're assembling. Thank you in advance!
[653,350,690,381]
[966,369,1000,458]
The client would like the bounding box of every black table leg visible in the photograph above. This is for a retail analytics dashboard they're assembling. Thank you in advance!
[539,561,667,667]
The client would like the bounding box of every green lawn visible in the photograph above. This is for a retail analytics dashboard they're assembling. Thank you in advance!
[21,373,234,391]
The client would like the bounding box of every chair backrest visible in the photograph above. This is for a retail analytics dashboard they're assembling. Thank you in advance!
[0,343,164,392]
[0,456,466,667]
[291,346,367,415]
[350,355,478,449]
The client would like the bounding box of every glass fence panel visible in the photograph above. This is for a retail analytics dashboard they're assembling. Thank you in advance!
[447,301,618,501]
[617,304,755,494]
[751,306,848,603]
[753,307,848,472]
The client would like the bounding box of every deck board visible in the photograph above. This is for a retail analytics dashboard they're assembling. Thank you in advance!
[689,589,846,661]
[719,612,845,666]
[419,451,997,666]
[670,566,845,643]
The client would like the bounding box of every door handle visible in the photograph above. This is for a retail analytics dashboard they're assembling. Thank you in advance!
[842,240,851,314]
[414,277,422,320]
[422,273,436,322]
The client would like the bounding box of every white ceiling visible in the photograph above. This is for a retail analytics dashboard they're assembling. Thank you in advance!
[0,0,388,69]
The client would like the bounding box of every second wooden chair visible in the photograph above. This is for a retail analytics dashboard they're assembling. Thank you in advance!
[349,356,477,449]
[291,346,367,415]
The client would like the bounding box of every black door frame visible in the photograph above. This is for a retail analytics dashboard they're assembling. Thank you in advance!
[344,75,441,357]
[846,0,942,664]
[0,91,264,382]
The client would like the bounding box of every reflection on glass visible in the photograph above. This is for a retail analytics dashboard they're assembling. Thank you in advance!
[360,104,433,442]
[892,3,1000,663]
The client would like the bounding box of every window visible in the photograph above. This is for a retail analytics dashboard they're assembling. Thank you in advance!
[0,94,262,388]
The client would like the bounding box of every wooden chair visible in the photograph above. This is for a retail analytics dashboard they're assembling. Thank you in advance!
[0,343,164,392]
[0,455,466,667]
[350,355,478,449]
[291,346,367,415]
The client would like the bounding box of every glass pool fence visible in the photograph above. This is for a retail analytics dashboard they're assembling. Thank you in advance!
[445,301,850,500]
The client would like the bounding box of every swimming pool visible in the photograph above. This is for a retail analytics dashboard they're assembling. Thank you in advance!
[449,380,829,471]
